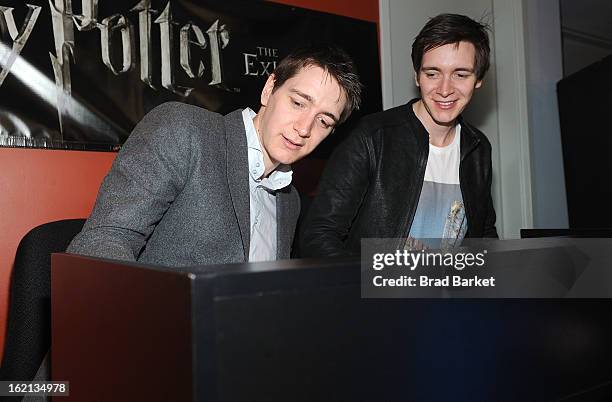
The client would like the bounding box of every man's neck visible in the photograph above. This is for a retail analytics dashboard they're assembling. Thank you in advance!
[252,111,280,177]
[413,100,457,147]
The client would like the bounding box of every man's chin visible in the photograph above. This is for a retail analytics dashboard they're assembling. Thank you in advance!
[430,111,460,127]
[271,152,301,166]
[432,117,458,127]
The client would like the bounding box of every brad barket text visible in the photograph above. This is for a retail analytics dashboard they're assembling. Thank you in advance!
[372,275,496,288]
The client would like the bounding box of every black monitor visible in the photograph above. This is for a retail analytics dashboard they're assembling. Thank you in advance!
[52,253,612,401]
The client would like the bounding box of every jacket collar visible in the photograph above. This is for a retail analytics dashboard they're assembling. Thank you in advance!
[406,98,480,159]
[456,114,481,161]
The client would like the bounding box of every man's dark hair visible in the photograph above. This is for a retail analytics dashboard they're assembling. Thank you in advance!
[411,13,491,81]
[272,44,362,124]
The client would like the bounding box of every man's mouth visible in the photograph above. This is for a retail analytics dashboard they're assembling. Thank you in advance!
[282,135,304,150]
[434,100,457,109]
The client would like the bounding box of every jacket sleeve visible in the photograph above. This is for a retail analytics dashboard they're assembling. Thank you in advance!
[67,102,194,261]
[299,126,372,257]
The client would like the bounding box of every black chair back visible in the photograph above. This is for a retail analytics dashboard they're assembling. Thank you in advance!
[0,219,85,384]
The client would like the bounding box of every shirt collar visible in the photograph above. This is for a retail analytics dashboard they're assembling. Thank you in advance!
[241,108,293,191]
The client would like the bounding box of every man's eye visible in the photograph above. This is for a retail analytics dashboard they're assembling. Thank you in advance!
[455,73,469,79]
[319,118,332,129]
[425,72,437,78]
[291,99,303,108]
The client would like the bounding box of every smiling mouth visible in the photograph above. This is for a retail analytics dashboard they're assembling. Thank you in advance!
[282,135,304,150]
[435,100,457,109]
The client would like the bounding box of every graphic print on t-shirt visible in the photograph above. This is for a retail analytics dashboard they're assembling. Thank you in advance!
[407,124,467,249]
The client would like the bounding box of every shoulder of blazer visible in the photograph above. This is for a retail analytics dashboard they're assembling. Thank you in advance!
[223,108,246,132]
[148,101,224,125]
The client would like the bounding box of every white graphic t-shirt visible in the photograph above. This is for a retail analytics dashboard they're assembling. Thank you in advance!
[407,124,467,249]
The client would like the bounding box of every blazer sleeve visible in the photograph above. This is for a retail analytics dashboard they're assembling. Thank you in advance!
[299,126,372,257]
[67,102,195,261]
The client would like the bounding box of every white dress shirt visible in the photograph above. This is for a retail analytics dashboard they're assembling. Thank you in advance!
[241,108,293,262]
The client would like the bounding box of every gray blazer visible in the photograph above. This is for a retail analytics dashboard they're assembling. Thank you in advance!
[68,102,300,267]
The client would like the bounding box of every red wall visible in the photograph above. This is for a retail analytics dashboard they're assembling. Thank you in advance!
[272,0,378,22]
[0,0,378,362]
[0,149,116,361]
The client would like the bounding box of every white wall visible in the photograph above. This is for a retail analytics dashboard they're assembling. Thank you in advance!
[379,0,533,238]
[524,0,569,229]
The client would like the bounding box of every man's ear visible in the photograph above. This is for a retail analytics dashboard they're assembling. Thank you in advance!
[475,79,483,89]
[261,73,276,106]
[414,71,420,87]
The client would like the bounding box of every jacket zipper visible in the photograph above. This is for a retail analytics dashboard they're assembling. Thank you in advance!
[396,141,428,248]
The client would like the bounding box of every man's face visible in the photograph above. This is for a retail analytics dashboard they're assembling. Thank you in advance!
[415,41,482,128]
[255,66,346,170]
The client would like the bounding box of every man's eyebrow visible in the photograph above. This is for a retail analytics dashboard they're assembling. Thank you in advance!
[322,111,339,124]
[290,89,313,103]
[290,89,339,123]
[421,66,475,73]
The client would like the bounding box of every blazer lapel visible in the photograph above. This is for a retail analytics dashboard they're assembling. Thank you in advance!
[276,190,289,259]
[276,186,300,260]
[224,109,250,261]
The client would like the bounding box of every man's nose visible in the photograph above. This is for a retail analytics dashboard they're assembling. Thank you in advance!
[438,76,453,97]
[294,114,314,137]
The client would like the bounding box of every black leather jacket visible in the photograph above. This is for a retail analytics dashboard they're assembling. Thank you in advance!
[300,99,498,257]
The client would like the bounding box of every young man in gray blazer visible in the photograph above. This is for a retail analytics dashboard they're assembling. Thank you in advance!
[68,45,362,266]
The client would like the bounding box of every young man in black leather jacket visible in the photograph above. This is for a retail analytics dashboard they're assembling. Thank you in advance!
[300,14,498,257]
